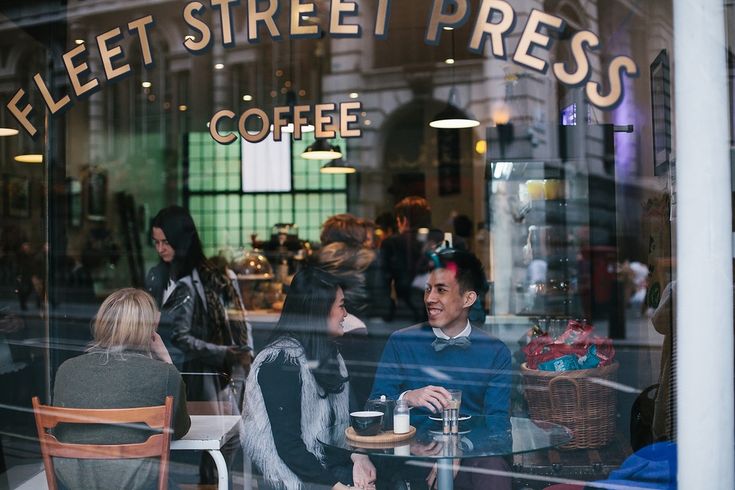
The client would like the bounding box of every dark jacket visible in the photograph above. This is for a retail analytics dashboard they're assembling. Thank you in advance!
[53,352,190,490]
[146,263,242,403]
[380,231,431,322]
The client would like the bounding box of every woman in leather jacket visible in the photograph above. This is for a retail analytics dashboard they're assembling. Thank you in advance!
[145,205,252,403]
[145,206,251,483]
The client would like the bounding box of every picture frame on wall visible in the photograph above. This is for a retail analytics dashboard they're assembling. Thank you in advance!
[84,167,107,221]
[67,177,82,227]
[650,49,671,176]
[7,175,30,218]
[437,128,461,196]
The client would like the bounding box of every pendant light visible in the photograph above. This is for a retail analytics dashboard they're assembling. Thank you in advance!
[319,157,356,174]
[14,133,43,164]
[301,138,342,160]
[429,23,479,129]
[429,86,480,128]
[14,154,43,164]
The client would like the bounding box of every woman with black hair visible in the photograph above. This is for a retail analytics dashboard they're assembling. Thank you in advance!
[146,206,252,408]
[241,267,377,490]
[145,206,251,484]
[145,205,252,404]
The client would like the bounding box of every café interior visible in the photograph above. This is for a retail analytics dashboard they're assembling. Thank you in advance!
[0,0,732,488]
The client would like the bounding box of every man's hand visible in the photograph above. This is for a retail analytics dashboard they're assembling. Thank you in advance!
[351,453,376,489]
[403,385,451,413]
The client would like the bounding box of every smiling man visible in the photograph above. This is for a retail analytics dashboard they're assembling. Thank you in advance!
[370,248,511,418]
[370,249,512,489]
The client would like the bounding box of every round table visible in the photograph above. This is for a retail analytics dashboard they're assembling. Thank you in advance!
[318,415,572,490]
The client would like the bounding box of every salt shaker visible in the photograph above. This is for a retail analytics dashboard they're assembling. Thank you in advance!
[393,400,410,434]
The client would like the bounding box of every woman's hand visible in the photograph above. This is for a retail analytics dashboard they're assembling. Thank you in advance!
[151,332,173,364]
[410,440,442,457]
[225,346,251,366]
[351,453,376,489]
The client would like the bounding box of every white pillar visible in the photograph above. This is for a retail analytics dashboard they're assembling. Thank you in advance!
[674,0,734,488]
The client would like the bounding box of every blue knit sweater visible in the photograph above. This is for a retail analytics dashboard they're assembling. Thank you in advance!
[369,324,512,417]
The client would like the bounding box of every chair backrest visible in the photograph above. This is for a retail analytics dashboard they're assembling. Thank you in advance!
[32,396,174,490]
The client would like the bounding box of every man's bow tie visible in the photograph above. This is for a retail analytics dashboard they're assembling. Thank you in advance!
[432,336,471,352]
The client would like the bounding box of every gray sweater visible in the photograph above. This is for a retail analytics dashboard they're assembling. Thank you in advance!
[53,352,191,490]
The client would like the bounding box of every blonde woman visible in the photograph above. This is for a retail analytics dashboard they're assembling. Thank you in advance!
[53,288,191,490]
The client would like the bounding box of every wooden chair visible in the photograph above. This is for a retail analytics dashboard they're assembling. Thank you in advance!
[32,396,174,490]
[186,400,235,416]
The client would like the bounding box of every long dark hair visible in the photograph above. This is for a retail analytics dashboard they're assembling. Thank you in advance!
[151,205,207,281]
[269,267,348,395]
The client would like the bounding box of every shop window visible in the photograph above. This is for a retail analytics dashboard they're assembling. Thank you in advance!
[185,132,347,254]
[241,133,292,192]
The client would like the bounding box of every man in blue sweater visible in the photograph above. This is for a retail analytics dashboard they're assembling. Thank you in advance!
[370,248,511,417]
[370,248,512,489]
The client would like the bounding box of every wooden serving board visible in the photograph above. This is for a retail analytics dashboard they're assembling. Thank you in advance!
[345,426,416,443]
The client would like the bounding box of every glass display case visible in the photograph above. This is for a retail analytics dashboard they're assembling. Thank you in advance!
[486,123,622,334]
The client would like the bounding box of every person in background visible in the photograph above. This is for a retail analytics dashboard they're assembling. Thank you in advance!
[619,260,650,315]
[359,217,391,321]
[380,196,433,323]
[145,205,251,484]
[452,214,473,252]
[370,249,512,489]
[53,288,190,490]
[241,267,377,490]
[316,214,375,332]
[320,213,368,249]
[314,214,382,410]
[360,218,378,249]
[373,212,395,250]
[651,280,675,442]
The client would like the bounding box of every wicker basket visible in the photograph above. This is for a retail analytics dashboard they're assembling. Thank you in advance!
[520,361,619,449]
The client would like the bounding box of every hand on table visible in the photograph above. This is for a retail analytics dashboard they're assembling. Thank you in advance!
[410,440,443,457]
[351,453,376,489]
[0,313,24,334]
[225,346,252,367]
[150,332,173,364]
[403,385,452,413]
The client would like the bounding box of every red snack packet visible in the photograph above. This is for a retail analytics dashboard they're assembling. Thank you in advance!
[556,319,593,346]
[591,338,615,366]
[522,334,554,369]
[523,319,616,369]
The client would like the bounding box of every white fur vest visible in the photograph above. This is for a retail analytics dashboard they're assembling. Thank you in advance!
[240,338,349,489]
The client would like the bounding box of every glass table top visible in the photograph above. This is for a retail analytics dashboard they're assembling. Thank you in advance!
[318,415,572,460]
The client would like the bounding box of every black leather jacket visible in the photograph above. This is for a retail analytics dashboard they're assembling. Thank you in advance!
[145,263,232,401]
